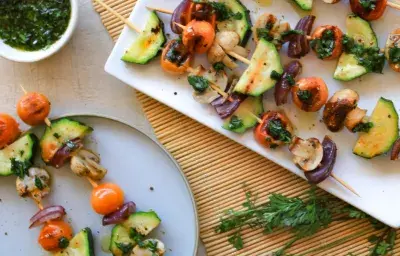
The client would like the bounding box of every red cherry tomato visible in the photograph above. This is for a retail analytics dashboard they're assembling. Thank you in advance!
[350,0,387,21]
[0,113,20,149]
[38,220,73,252]
[311,25,343,60]
[17,92,51,126]
[91,183,124,215]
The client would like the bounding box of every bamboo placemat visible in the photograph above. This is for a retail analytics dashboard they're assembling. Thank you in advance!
[92,1,400,255]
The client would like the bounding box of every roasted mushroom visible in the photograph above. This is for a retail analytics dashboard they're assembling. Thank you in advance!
[385,28,400,73]
[289,137,323,172]
[70,149,108,181]
[131,239,165,256]
[254,111,294,149]
[253,13,291,49]
[323,89,359,132]
[207,41,238,69]
[344,107,368,132]
[16,167,50,203]
[292,77,329,112]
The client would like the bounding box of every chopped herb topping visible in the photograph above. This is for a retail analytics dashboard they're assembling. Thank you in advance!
[270,70,282,80]
[129,228,145,245]
[286,74,296,86]
[0,0,71,51]
[213,62,225,72]
[359,0,377,11]
[342,35,385,73]
[115,242,134,254]
[297,89,312,103]
[53,133,61,139]
[58,236,69,249]
[228,116,244,130]
[310,29,335,59]
[281,29,304,37]
[34,176,44,190]
[389,46,400,64]
[10,158,31,178]
[352,122,373,133]
[188,75,209,93]
[267,119,292,144]
[19,150,25,157]
[257,28,273,42]
[210,2,243,21]
[139,239,159,253]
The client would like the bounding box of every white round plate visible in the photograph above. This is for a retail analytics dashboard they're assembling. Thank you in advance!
[0,115,198,255]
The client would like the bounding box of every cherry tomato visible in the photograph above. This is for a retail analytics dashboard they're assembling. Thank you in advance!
[311,25,343,60]
[0,113,20,149]
[91,183,124,215]
[182,20,215,54]
[38,220,73,252]
[161,39,193,75]
[350,0,387,21]
[254,111,294,149]
[291,77,329,112]
[17,92,51,126]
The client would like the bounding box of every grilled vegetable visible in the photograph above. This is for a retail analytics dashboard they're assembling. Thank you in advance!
[16,167,50,202]
[334,15,382,81]
[253,13,290,49]
[70,149,107,180]
[161,39,192,75]
[0,113,20,149]
[385,28,400,73]
[350,0,387,21]
[292,0,313,11]
[288,15,315,59]
[110,224,135,256]
[123,211,161,236]
[17,92,51,126]
[353,97,399,158]
[38,220,73,252]
[55,227,95,256]
[91,183,124,215]
[311,25,343,60]
[234,39,283,96]
[305,136,337,184]
[289,137,323,172]
[121,11,166,64]
[292,77,329,112]
[222,96,263,133]
[182,20,215,54]
[216,0,252,46]
[40,118,93,166]
[30,205,66,229]
[275,61,302,106]
[345,107,369,132]
[254,111,294,149]
[131,239,165,256]
[103,201,136,226]
[0,133,37,176]
[323,89,359,132]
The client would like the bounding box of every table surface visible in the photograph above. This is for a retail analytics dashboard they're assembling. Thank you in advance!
[0,0,207,255]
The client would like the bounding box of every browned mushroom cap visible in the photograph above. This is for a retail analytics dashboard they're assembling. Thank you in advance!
[345,107,368,132]
[323,89,359,132]
[289,137,323,172]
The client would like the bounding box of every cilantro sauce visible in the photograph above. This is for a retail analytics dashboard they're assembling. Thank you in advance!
[0,0,71,51]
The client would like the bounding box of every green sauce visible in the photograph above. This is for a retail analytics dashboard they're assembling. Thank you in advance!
[310,29,335,60]
[0,0,71,51]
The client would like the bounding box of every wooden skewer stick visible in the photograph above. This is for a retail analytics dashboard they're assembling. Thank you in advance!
[388,1,400,10]
[33,198,44,210]
[93,0,141,33]
[146,6,173,14]
[331,173,360,197]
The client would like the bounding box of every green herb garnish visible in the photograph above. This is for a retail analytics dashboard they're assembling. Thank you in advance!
[267,119,292,144]
[210,2,243,21]
[310,29,335,59]
[342,35,385,73]
[296,89,312,103]
[10,158,31,178]
[228,116,244,130]
[188,75,209,93]
[53,133,61,139]
[359,0,377,11]
[270,70,282,80]
[281,29,304,37]
[286,74,296,86]
[58,237,70,249]
[213,62,225,72]
[116,242,134,254]
[389,46,400,64]
[34,176,44,190]
[352,122,374,133]
[129,228,145,245]
[257,28,273,42]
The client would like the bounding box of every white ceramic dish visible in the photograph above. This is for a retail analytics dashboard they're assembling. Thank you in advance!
[105,0,400,227]
[0,115,198,255]
[0,0,78,63]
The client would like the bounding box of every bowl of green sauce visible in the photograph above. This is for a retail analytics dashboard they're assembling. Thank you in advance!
[0,0,78,62]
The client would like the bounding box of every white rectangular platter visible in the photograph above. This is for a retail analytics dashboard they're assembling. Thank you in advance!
[105,0,400,227]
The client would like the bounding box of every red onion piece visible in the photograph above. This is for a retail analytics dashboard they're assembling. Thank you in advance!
[102,201,136,226]
[391,138,400,160]
[212,93,247,119]
[288,15,316,59]
[29,205,66,229]
[50,138,83,168]
[275,61,302,106]
[171,0,192,34]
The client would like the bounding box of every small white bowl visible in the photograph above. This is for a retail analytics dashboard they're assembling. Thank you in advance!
[0,0,78,63]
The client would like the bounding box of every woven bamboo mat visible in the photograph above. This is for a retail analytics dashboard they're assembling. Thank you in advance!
[92,1,400,255]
